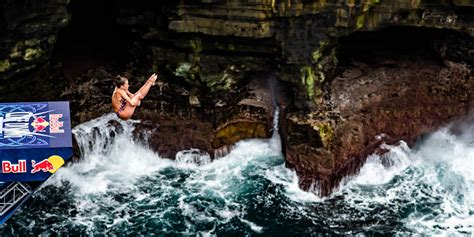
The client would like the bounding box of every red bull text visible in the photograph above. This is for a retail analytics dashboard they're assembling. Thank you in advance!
[1,160,27,173]
[49,114,64,134]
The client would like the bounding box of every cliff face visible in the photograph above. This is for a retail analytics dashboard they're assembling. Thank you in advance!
[1,0,473,195]
[0,0,69,80]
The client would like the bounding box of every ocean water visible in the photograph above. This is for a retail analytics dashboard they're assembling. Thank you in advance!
[1,113,473,236]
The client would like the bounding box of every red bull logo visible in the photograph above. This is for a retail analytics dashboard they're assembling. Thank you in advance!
[31,155,65,174]
[31,159,54,173]
[1,160,27,173]
[31,116,49,133]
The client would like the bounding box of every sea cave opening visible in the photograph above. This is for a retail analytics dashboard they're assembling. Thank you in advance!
[336,26,460,66]
[52,0,135,79]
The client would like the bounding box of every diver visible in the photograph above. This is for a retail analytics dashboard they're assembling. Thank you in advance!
[112,73,158,120]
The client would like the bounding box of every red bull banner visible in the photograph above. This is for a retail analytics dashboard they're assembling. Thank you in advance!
[0,102,73,182]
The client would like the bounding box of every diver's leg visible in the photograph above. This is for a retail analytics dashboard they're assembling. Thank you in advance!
[130,92,144,107]
[137,82,152,98]
[119,104,137,120]
[137,74,157,97]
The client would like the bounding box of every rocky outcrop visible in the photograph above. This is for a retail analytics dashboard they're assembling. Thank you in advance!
[61,65,273,160]
[0,0,69,81]
[288,58,472,195]
[115,0,473,195]
[1,0,473,196]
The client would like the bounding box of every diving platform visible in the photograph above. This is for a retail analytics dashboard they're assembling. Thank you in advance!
[0,102,73,224]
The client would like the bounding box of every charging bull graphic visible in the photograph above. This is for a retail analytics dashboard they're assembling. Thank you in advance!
[31,155,65,174]
[31,159,53,173]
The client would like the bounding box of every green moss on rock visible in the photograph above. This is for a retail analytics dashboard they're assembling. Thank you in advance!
[0,59,11,73]
[301,66,315,99]
[318,122,334,148]
[48,35,57,45]
[312,40,329,63]
[24,38,40,47]
[356,15,365,29]
[23,48,43,61]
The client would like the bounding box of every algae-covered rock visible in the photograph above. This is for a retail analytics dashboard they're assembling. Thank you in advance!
[0,0,69,80]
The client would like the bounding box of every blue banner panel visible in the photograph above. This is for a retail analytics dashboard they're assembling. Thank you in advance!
[0,148,73,182]
[0,102,73,182]
[0,102,72,149]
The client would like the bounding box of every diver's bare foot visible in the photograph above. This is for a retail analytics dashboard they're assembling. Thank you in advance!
[148,73,158,86]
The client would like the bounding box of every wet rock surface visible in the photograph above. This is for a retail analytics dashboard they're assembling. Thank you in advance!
[287,59,472,195]
[58,65,273,160]
[132,116,214,159]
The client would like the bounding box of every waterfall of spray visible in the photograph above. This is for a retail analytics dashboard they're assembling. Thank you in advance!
[10,111,290,235]
[270,107,281,153]
[50,114,171,194]
[265,72,289,159]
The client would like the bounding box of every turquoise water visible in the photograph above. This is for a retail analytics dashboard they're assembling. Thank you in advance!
[1,114,473,236]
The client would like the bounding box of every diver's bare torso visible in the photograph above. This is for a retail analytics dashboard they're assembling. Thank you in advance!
[111,73,158,120]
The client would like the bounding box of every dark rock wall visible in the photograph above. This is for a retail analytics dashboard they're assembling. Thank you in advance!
[0,0,69,80]
[1,0,473,196]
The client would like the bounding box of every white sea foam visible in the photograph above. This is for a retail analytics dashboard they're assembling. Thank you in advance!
[264,164,321,203]
[333,127,474,235]
[42,112,286,234]
[351,142,413,186]
[36,110,474,235]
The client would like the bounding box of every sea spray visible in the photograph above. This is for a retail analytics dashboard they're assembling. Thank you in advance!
[1,114,473,236]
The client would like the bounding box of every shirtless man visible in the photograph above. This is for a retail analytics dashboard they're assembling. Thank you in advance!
[112,73,158,120]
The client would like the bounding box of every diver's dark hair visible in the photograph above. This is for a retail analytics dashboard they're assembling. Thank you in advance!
[115,75,128,88]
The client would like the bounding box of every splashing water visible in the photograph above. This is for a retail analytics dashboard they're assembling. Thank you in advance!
[0,113,473,236]
[328,125,474,235]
